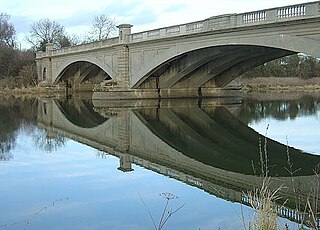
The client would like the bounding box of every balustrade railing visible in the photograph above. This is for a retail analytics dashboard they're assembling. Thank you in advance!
[241,194,320,228]
[186,22,204,32]
[129,1,318,43]
[277,5,306,19]
[147,30,160,37]
[50,37,118,56]
[166,26,180,34]
[242,11,267,23]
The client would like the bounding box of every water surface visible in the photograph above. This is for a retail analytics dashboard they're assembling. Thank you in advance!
[0,95,319,229]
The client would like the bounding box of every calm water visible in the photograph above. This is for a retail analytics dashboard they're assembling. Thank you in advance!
[0,95,319,230]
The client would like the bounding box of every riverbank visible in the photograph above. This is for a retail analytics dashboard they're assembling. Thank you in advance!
[1,77,320,98]
[239,77,320,92]
[0,86,55,97]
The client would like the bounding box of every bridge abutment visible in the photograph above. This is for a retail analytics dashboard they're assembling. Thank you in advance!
[37,43,54,85]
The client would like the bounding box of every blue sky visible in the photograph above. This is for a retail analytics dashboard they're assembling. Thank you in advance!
[0,0,316,48]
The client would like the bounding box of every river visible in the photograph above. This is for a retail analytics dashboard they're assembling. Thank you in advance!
[0,94,319,230]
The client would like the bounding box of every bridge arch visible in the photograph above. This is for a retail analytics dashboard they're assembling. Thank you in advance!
[54,99,108,128]
[131,33,320,89]
[134,106,320,176]
[53,56,117,85]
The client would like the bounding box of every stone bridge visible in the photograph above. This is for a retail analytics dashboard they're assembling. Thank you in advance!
[37,97,320,225]
[35,1,320,99]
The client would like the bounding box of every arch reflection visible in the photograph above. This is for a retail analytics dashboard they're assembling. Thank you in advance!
[37,97,320,226]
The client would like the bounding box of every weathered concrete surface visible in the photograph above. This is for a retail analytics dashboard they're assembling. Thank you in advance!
[36,2,320,98]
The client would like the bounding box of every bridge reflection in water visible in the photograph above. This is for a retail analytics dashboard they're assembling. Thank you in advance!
[37,97,320,226]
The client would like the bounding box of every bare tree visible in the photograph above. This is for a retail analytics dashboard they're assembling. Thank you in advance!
[0,12,15,47]
[0,44,17,79]
[58,33,80,48]
[89,14,116,41]
[33,128,66,153]
[27,18,67,51]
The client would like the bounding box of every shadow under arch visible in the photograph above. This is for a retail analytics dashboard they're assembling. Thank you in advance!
[133,45,294,89]
[54,61,112,88]
[52,54,116,85]
[55,99,107,129]
[134,105,320,177]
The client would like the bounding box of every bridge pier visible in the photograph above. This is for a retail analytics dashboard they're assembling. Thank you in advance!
[117,45,130,88]
[118,153,134,172]
[117,24,133,89]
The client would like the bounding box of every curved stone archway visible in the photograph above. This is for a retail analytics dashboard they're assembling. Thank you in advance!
[55,99,108,128]
[52,60,114,92]
[52,57,116,85]
[131,33,320,89]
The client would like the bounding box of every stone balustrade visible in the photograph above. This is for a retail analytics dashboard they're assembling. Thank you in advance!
[131,1,319,41]
[241,194,320,228]
[36,37,119,58]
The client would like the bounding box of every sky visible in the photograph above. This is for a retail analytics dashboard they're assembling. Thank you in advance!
[0,0,316,48]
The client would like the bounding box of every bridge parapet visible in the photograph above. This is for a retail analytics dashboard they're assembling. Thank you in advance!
[239,1,319,25]
[131,1,320,42]
[36,37,119,58]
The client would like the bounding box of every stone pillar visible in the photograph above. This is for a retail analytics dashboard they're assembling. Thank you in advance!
[117,24,133,88]
[45,43,53,53]
[37,43,53,85]
[35,58,42,83]
[230,14,237,27]
[117,24,133,43]
[37,99,54,136]
[45,43,53,84]
[118,111,130,152]
[117,153,134,172]
[117,45,130,88]
[117,111,132,173]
